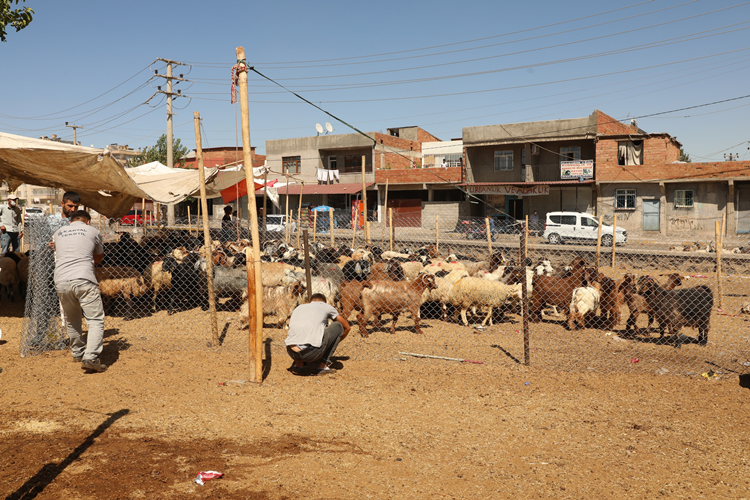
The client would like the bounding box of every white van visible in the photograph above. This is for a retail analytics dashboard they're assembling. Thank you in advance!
[265,214,296,233]
[543,211,626,246]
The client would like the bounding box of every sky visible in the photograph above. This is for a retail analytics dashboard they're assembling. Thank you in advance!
[1,0,749,162]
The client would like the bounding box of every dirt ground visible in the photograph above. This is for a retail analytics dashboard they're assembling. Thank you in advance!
[2,294,750,500]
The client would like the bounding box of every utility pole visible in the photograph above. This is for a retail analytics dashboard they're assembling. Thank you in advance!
[155,58,188,226]
[64,122,82,145]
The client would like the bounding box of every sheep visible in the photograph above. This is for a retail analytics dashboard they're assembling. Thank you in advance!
[568,281,602,330]
[237,281,306,330]
[381,250,411,261]
[94,265,149,320]
[0,254,20,301]
[400,262,424,281]
[421,269,469,321]
[161,254,206,314]
[448,277,522,326]
[421,260,468,275]
[358,274,437,337]
[16,253,29,298]
[341,259,371,282]
[261,262,299,287]
[143,260,171,311]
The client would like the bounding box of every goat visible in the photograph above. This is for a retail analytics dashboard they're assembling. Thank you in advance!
[638,276,713,345]
[568,281,602,330]
[237,281,306,330]
[94,265,149,320]
[620,273,682,333]
[529,257,591,323]
[358,274,437,337]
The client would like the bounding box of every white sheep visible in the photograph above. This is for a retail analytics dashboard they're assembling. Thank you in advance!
[238,281,306,329]
[421,269,470,320]
[449,277,522,326]
[421,261,468,275]
[567,282,602,330]
[381,250,411,260]
[400,262,424,281]
[94,265,149,320]
[143,261,171,311]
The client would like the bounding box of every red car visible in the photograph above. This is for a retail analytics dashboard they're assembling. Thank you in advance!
[119,210,155,226]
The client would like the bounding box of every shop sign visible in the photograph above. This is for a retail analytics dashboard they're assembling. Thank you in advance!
[560,159,594,180]
[466,184,549,196]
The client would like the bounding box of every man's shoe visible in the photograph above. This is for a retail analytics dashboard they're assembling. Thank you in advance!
[82,358,107,372]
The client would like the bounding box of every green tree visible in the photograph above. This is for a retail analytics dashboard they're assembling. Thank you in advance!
[127,134,190,167]
[1,0,33,42]
[679,148,691,163]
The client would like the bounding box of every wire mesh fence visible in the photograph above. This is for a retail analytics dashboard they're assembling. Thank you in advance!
[14,211,750,377]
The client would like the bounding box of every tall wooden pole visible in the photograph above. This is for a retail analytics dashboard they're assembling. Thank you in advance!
[303,229,313,303]
[520,220,530,366]
[296,183,304,249]
[187,206,192,235]
[193,111,219,347]
[329,208,335,247]
[716,220,723,309]
[313,211,317,243]
[435,214,439,255]
[611,214,617,268]
[351,198,357,249]
[382,179,389,245]
[485,217,492,256]
[595,214,604,269]
[389,208,394,251]
[236,47,264,383]
[284,179,291,245]
[524,215,529,261]
[262,167,268,232]
[361,154,370,244]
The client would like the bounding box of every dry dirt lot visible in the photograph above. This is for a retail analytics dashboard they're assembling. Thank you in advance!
[2,295,750,499]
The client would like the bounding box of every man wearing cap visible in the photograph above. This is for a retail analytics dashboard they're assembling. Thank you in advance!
[0,194,23,254]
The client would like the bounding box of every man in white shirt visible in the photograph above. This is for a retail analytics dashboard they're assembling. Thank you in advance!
[0,194,23,254]
[285,293,350,375]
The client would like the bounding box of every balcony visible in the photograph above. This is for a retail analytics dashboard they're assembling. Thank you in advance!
[524,165,562,183]
[375,166,463,185]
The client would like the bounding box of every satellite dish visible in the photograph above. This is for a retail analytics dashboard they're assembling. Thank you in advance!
[325,122,333,133]
[315,123,324,135]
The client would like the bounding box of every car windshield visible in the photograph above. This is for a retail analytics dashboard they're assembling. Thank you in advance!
[267,216,282,224]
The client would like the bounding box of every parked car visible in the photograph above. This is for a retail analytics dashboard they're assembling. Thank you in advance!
[543,211,626,246]
[23,207,45,221]
[457,219,495,241]
[119,210,154,226]
[265,214,296,233]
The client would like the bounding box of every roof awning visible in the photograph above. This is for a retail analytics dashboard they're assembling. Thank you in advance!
[276,182,375,196]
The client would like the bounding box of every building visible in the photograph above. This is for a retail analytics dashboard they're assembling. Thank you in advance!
[105,143,141,165]
[265,126,444,224]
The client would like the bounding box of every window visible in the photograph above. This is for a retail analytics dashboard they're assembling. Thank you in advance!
[343,155,365,173]
[617,141,643,165]
[282,156,301,174]
[494,150,513,171]
[560,146,581,162]
[444,153,463,168]
[328,156,337,170]
[560,215,577,225]
[674,189,694,208]
[581,217,599,227]
[615,189,636,210]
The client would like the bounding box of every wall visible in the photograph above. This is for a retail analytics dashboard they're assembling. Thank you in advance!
[375,167,462,185]
[420,201,469,229]
[665,182,726,235]
[597,183,662,235]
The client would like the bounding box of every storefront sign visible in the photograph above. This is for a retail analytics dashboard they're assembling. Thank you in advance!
[560,160,594,180]
[466,184,550,196]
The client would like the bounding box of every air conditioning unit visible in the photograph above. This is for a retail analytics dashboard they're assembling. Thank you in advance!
[531,144,540,156]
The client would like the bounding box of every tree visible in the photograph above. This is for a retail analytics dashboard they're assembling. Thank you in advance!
[127,134,190,168]
[1,0,34,42]
[679,148,691,163]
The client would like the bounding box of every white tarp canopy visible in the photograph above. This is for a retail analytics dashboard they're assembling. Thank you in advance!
[0,131,149,219]
[124,161,219,204]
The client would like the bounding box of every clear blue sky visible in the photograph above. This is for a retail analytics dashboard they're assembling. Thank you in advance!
[2,0,749,162]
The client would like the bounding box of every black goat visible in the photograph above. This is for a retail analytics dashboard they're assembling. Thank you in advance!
[639,276,713,345]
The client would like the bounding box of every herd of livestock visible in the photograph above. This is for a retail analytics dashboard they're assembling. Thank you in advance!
[0,227,715,345]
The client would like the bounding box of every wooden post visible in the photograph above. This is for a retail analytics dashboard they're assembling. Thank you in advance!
[296,183,304,249]
[361,154,370,244]
[716,220,723,309]
[262,167,268,232]
[187,206,192,235]
[329,208,335,247]
[20,207,25,251]
[595,214,603,269]
[284,185,290,245]
[382,179,389,244]
[435,214,439,255]
[303,229,313,303]
[520,220,530,366]
[236,47,265,384]
[193,111,219,347]
[524,215,529,259]
[485,217,492,256]
[389,208,394,251]
[351,200,357,249]
[313,211,317,243]
[611,214,617,268]
[48,203,53,217]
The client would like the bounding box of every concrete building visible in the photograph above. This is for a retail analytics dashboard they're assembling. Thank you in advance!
[105,143,141,165]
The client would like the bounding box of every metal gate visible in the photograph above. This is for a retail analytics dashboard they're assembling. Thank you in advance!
[642,198,660,231]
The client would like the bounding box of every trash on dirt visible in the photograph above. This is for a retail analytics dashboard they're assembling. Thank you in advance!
[227,380,246,386]
[630,358,640,364]
[195,471,223,485]
[657,367,670,375]
[525,382,530,386]
[691,274,708,278]
[741,361,750,367]
[399,351,484,364]
[217,382,224,386]
[701,370,718,379]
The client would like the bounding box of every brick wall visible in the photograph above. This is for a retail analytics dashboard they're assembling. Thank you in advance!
[183,147,265,169]
[595,110,635,135]
[597,154,750,182]
[416,128,442,143]
[375,167,463,185]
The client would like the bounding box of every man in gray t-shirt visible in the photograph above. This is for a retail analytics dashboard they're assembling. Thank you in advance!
[53,210,107,372]
[286,293,350,375]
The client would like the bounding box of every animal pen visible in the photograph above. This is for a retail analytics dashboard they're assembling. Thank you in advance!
[17,210,750,379]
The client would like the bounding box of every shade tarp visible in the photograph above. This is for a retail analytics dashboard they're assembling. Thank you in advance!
[0,131,152,219]
[124,161,219,205]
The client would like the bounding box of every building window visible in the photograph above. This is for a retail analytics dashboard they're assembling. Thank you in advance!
[674,189,694,208]
[494,150,513,171]
[282,156,301,174]
[618,141,643,165]
[615,189,636,210]
[444,153,463,168]
[560,146,581,162]
[328,156,337,170]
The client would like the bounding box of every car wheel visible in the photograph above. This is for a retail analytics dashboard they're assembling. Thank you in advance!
[548,233,562,245]
[601,234,614,247]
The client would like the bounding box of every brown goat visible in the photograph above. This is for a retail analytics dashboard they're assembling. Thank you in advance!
[357,274,437,337]
[621,273,682,333]
[529,257,590,322]
[369,261,406,282]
